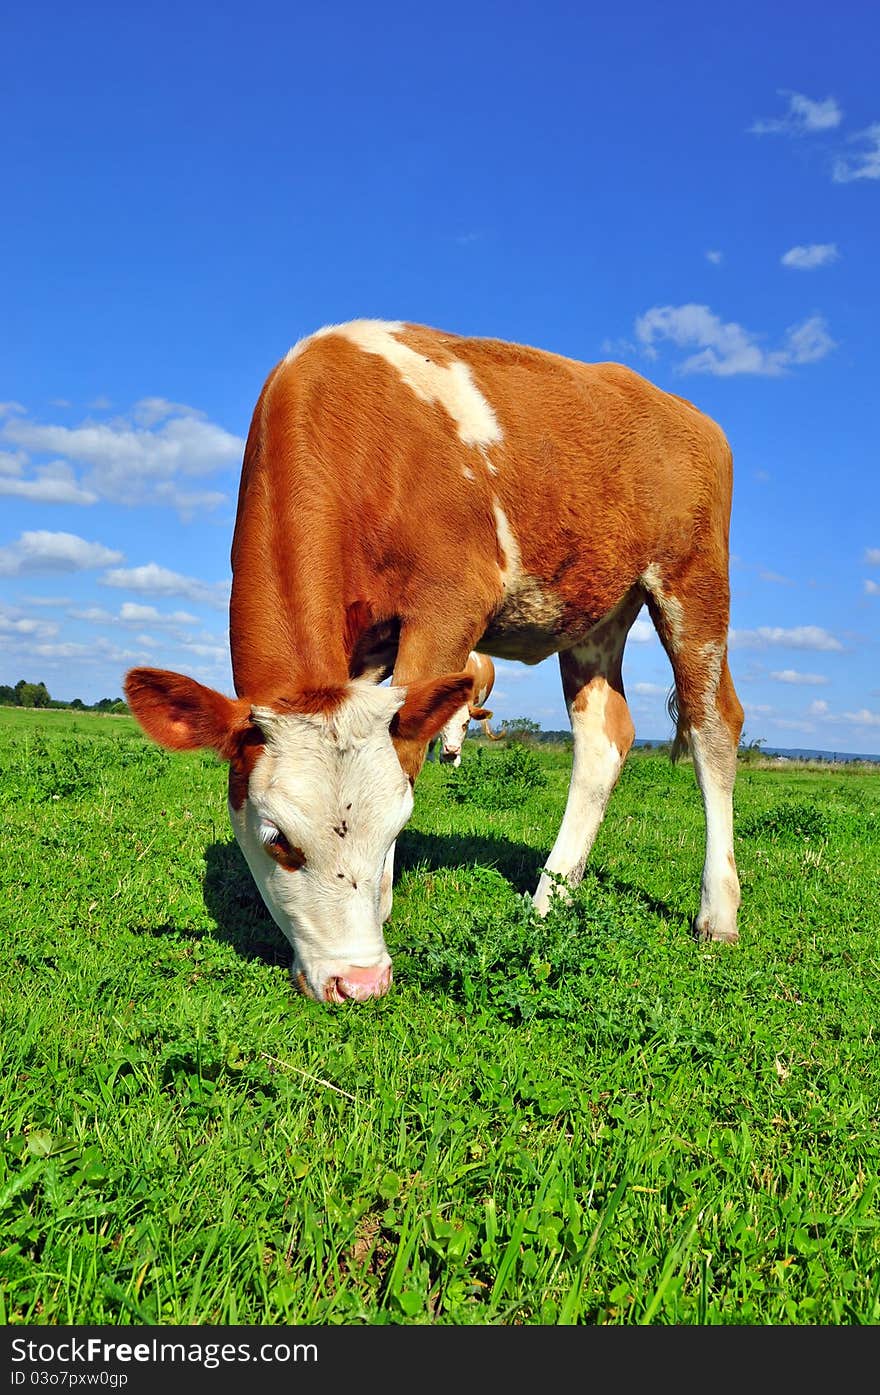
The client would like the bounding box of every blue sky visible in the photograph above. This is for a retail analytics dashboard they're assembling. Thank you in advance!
[2,1,878,752]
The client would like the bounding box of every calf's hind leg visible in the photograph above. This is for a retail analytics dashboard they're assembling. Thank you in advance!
[644,570,744,942]
[686,656,743,942]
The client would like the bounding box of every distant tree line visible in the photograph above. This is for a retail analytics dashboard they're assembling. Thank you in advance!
[471,716,678,753]
[0,679,128,714]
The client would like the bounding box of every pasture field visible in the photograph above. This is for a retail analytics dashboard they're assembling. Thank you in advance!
[1,706,879,1326]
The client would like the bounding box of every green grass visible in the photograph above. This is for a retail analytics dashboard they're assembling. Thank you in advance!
[1,709,879,1325]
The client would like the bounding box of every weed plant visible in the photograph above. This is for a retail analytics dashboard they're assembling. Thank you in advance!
[444,742,546,811]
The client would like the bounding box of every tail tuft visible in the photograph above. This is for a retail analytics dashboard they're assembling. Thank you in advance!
[666,688,690,762]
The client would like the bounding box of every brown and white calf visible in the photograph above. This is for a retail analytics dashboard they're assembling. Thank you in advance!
[125,319,744,1005]
[431,650,502,765]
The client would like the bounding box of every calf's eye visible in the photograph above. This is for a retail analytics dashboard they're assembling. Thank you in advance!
[261,826,306,871]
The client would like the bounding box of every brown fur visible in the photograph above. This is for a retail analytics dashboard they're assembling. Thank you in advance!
[229,325,735,694]
[125,319,744,944]
[130,322,740,771]
[390,674,475,742]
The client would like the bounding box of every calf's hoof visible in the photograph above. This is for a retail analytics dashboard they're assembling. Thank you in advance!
[694,918,739,944]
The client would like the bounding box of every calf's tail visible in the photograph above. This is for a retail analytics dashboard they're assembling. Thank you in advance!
[666,687,690,763]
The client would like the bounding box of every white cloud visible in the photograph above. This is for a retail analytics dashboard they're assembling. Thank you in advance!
[729,625,843,652]
[66,601,203,629]
[132,397,202,427]
[101,562,230,610]
[770,669,829,685]
[866,580,880,596]
[3,412,241,478]
[0,403,242,513]
[0,531,123,577]
[118,602,199,626]
[173,639,228,661]
[780,243,839,270]
[489,662,529,681]
[0,620,163,701]
[115,611,232,665]
[808,698,880,730]
[865,548,880,565]
[27,641,91,660]
[0,461,98,505]
[69,606,116,623]
[841,708,880,728]
[781,317,837,366]
[750,90,842,136]
[631,681,667,695]
[22,635,153,665]
[0,402,25,417]
[705,250,723,265]
[759,569,794,586]
[150,482,228,516]
[634,304,836,377]
[629,618,656,643]
[0,605,59,640]
[833,123,880,183]
[0,450,28,476]
[600,335,639,361]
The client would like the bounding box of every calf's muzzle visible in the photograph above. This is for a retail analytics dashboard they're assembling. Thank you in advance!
[321,962,394,1004]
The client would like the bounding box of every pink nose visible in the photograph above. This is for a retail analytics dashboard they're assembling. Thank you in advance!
[325,963,393,1003]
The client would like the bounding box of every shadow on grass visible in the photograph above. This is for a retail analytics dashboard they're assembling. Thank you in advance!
[395,826,546,894]
[588,867,680,926]
[190,830,548,965]
[140,830,684,968]
[197,840,292,965]
[397,830,682,924]
[128,842,289,966]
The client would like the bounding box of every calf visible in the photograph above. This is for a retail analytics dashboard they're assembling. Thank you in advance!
[432,650,503,765]
[125,319,743,1004]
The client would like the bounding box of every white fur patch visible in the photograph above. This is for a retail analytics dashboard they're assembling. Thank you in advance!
[250,680,405,753]
[290,320,503,450]
[700,639,726,706]
[285,320,368,364]
[642,562,686,651]
[689,723,740,940]
[228,679,414,999]
[437,701,472,758]
[493,502,520,585]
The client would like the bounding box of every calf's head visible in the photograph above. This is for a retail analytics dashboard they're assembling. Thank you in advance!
[124,667,473,1003]
[437,701,492,766]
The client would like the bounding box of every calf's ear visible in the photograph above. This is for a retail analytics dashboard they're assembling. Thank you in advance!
[468,705,492,720]
[124,667,248,754]
[390,672,475,743]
